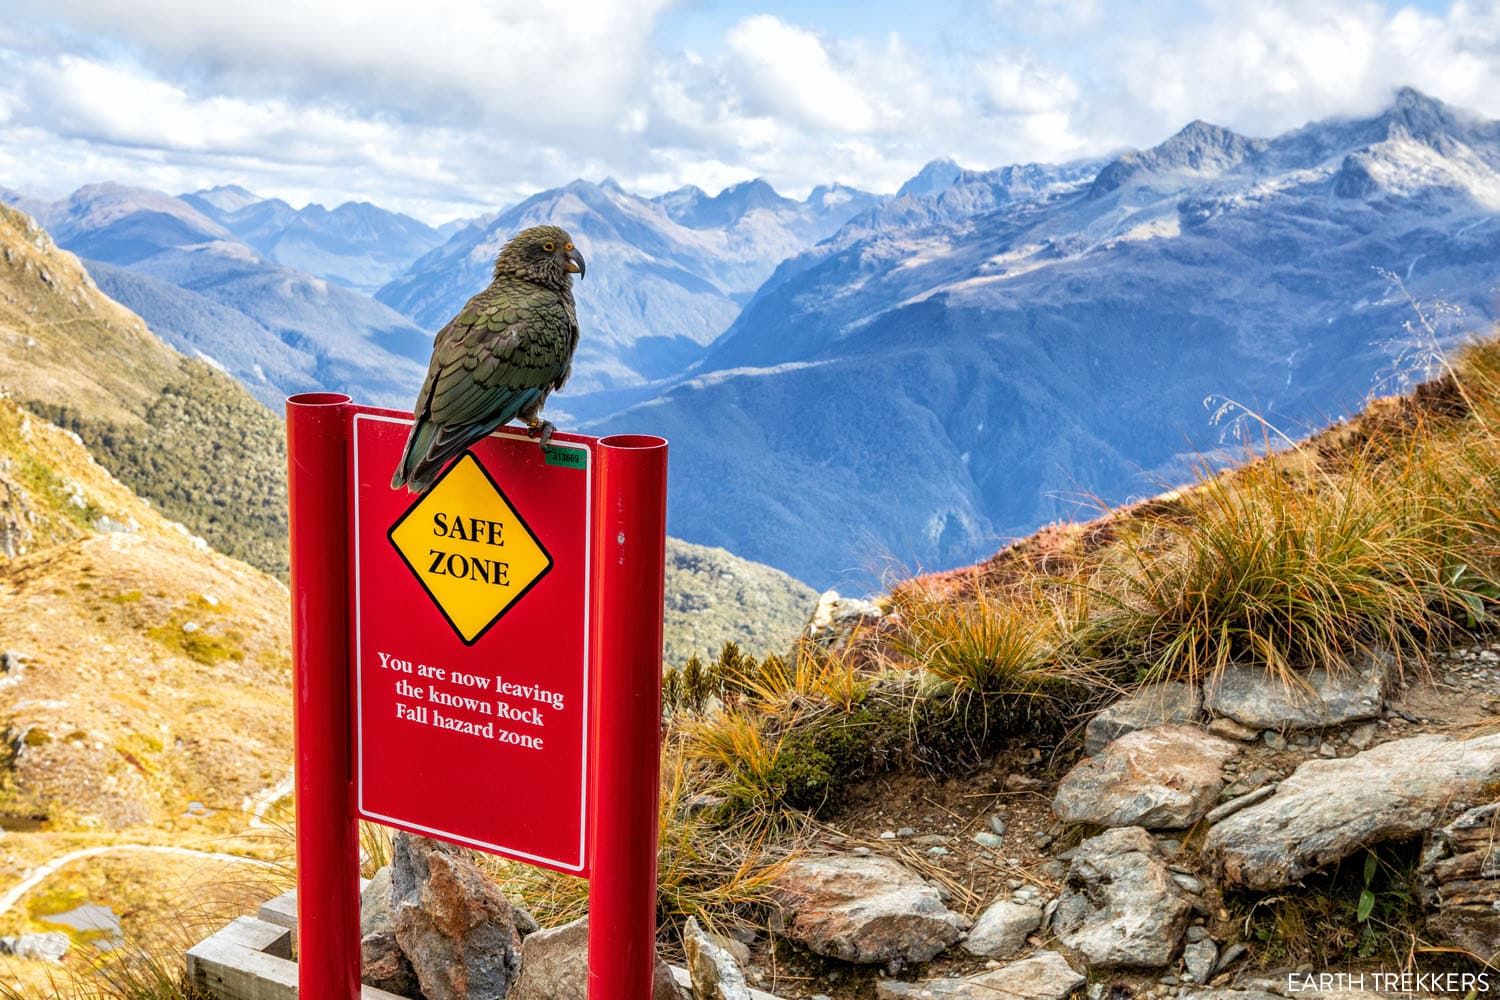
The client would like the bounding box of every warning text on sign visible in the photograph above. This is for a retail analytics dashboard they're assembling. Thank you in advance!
[377,650,562,751]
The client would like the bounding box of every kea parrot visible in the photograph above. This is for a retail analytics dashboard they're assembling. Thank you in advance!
[391,224,586,494]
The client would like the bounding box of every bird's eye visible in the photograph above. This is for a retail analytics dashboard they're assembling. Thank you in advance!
[543,241,556,252]
[565,242,574,252]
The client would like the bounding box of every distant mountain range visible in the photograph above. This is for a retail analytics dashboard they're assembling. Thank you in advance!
[375,178,881,393]
[181,184,451,294]
[583,88,1500,585]
[6,182,433,408]
[7,87,1496,590]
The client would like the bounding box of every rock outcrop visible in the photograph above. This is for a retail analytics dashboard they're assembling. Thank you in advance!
[389,832,524,1000]
[876,950,1083,1000]
[1084,682,1202,755]
[1203,651,1389,730]
[1419,800,1500,963]
[684,916,753,1000]
[771,853,966,965]
[509,915,681,1000]
[1204,733,1500,890]
[1053,724,1238,829]
[1053,827,1193,968]
[360,866,420,997]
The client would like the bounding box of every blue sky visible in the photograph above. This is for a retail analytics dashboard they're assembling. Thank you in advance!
[1,0,1496,222]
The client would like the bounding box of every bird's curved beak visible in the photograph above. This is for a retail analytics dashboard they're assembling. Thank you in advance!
[566,246,586,277]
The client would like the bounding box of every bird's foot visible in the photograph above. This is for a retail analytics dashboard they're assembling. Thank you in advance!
[526,418,556,450]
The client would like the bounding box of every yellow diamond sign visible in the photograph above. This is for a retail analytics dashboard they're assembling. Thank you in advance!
[388,454,554,644]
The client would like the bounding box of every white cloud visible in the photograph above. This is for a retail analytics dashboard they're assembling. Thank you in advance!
[725,16,877,133]
[1,0,1499,222]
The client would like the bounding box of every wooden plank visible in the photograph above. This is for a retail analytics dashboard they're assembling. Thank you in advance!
[186,916,406,1000]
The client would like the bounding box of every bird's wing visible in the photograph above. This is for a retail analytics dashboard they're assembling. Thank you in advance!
[393,283,573,491]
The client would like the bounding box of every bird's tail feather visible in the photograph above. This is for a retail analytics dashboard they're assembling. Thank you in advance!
[394,389,541,494]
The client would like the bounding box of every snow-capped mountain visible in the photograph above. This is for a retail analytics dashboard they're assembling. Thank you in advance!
[30,183,431,408]
[584,88,1500,587]
[182,186,447,294]
[376,177,881,392]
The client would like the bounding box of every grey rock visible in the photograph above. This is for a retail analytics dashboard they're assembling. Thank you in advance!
[389,832,523,1000]
[1213,943,1248,974]
[974,832,1004,850]
[876,950,1083,1000]
[1085,682,1202,755]
[1261,731,1286,751]
[360,866,420,997]
[1345,722,1376,749]
[1184,925,1209,943]
[961,899,1041,958]
[1053,725,1239,829]
[1205,733,1500,890]
[1170,872,1205,895]
[1203,784,1276,824]
[684,916,752,1000]
[1418,801,1500,962]
[912,834,950,846]
[1205,650,1390,730]
[1182,939,1218,983]
[989,815,1007,837]
[897,826,917,838]
[510,915,681,1000]
[771,854,965,965]
[1207,717,1260,741]
[1053,826,1193,968]
[0,932,68,962]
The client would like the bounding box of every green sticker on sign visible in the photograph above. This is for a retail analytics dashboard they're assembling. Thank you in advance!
[545,446,587,470]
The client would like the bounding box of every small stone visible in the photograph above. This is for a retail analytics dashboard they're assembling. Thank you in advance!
[1170,872,1204,895]
[962,899,1042,959]
[974,832,1004,849]
[1317,743,1338,758]
[880,831,897,840]
[913,834,950,846]
[927,846,949,857]
[1261,731,1286,750]
[1346,723,1376,749]
[898,827,917,838]
[1207,717,1259,741]
[852,846,873,857]
[1184,925,1209,942]
[1182,939,1218,983]
[1157,838,1182,857]
[989,815,1007,837]
[181,621,200,634]
[1213,942,1248,974]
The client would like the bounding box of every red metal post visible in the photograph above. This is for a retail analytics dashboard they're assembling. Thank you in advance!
[588,434,669,1000]
[286,392,361,999]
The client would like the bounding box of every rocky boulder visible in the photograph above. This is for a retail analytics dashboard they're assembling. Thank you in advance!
[960,898,1041,959]
[684,916,752,1000]
[1419,800,1500,963]
[389,832,524,1000]
[1053,724,1239,829]
[1204,650,1389,730]
[771,853,966,965]
[360,866,420,997]
[1204,733,1500,890]
[509,915,681,1000]
[1052,826,1193,968]
[1084,682,1202,756]
[876,950,1083,1000]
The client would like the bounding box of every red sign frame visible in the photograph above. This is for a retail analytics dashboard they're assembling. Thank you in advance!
[286,393,668,1000]
[348,410,595,874]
